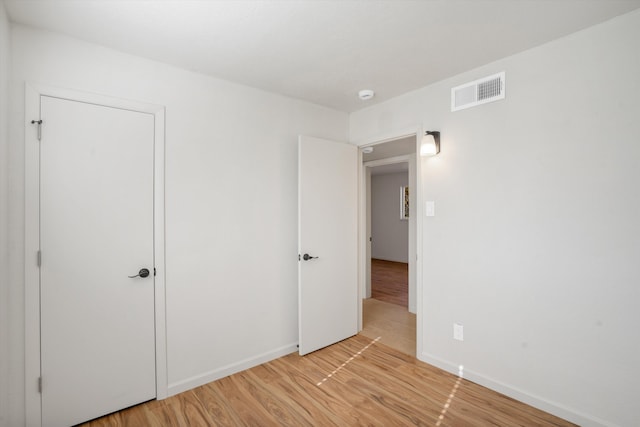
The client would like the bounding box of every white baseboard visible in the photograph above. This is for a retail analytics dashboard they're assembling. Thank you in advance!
[166,345,618,426]
[167,343,298,397]
[419,351,617,427]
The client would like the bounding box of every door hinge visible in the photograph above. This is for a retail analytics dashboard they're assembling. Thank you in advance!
[154,267,156,276]
[31,119,43,141]
[38,377,42,393]
[37,250,41,267]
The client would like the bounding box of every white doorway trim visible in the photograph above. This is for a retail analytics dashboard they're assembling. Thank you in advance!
[24,84,167,426]
[357,129,423,356]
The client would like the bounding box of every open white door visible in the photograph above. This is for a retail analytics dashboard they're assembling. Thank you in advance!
[298,136,358,355]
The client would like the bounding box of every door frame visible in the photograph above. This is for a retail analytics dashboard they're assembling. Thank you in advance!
[357,128,423,356]
[24,84,167,426]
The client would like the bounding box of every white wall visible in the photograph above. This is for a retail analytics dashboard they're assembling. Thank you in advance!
[351,9,640,427]
[0,2,11,426]
[7,24,348,425]
[371,172,408,263]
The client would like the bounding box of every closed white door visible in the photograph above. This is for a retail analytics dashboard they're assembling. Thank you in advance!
[39,96,156,426]
[298,136,358,355]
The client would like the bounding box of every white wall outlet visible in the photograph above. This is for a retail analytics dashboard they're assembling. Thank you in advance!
[453,323,464,341]
[426,201,435,217]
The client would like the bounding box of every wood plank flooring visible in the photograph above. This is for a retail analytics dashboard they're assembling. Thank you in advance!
[371,258,408,307]
[361,298,416,356]
[83,335,575,426]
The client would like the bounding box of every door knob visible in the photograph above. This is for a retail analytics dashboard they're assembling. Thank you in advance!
[128,268,150,278]
[302,253,318,261]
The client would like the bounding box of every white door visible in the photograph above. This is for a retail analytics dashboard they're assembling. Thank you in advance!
[39,96,156,426]
[298,136,358,355]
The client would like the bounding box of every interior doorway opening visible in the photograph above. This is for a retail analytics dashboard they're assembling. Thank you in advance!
[359,135,418,356]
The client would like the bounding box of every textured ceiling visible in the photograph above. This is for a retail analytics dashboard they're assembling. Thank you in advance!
[6,0,640,112]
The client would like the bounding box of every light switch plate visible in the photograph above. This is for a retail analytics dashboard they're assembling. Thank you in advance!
[426,201,435,217]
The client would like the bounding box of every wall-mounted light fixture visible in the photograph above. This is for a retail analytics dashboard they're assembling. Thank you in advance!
[420,131,440,156]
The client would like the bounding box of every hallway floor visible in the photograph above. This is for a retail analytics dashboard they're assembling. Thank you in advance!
[371,258,408,307]
[361,298,416,357]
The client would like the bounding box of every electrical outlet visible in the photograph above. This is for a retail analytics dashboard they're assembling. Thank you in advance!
[453,323,464,341]
[425,201,435,217]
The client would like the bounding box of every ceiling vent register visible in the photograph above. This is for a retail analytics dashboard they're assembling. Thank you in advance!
[451,71,505,112]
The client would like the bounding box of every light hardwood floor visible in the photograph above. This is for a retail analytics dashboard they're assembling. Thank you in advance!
[361,298,416,357]
[366,257,415,357]
[83,335,575,426]
[371,258,408,307]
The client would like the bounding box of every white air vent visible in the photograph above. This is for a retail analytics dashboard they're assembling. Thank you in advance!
[451,72,505,112]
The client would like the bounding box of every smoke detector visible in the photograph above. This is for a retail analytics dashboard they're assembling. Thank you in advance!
[362,147,374,154]
[358,89,375,101]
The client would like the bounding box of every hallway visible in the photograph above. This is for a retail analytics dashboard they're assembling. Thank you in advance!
[361,258,415,356]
